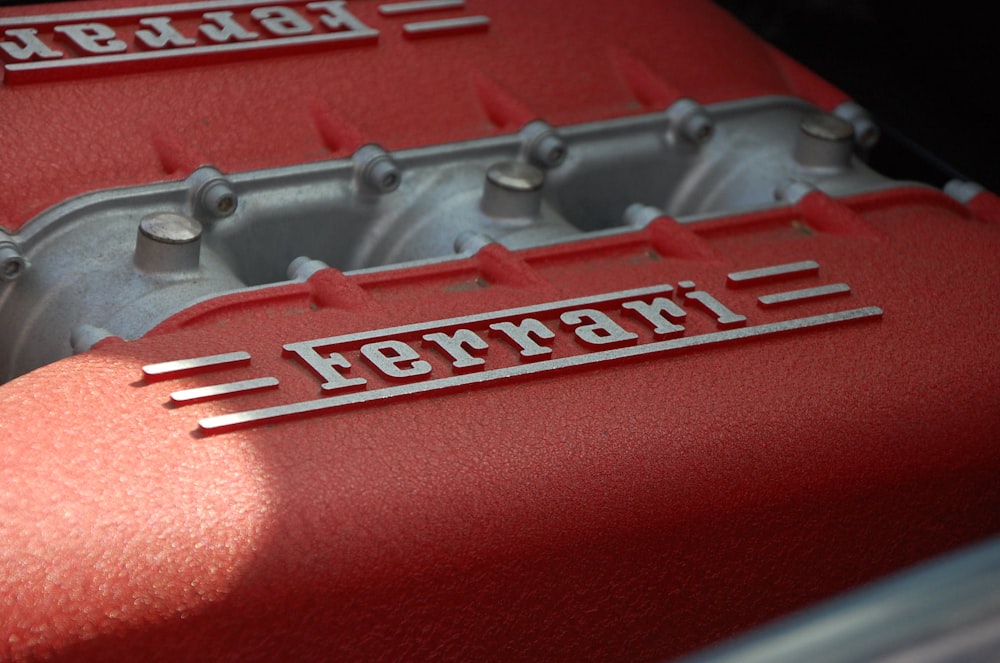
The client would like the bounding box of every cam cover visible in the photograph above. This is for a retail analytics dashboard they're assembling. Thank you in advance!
[1,0,999,660]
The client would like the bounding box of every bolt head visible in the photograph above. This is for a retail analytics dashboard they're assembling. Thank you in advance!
[1,256,25,281]
[139,213,203,244]
[534,134,567,168]
[0,243,27,282]
[369,159,401,193]
[486,161,545,192]
[684,113,714,144]
[800,113,854,142]
[202,182,238,218]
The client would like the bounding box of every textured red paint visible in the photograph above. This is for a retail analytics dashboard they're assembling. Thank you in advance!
[2,0,997,660]
[2,186,999,660]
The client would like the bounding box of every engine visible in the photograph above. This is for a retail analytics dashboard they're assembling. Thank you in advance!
[1,0,998,660]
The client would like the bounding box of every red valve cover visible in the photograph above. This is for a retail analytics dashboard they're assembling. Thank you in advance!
[2,0,999,661]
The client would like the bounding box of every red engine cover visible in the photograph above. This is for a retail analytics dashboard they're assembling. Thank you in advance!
[1,1,998,661]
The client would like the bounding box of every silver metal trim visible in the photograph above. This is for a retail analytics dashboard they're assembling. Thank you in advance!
[4,30,379,76]
[758,283,851,307]
[0,0,294,26]
[378,0,464,16]
[283,284,675,350]
[402,15,489,35]
[727,261,821,287]
[142,350,251,379]
[170,376,279,403]
[204,307,883,432]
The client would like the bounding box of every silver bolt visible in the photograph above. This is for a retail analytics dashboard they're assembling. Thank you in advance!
[794,113,855,168]
[134,212,203,273]
[353,144,401,194]
[833,101,881,151]
[0,241,27,282]
[683,113,714,144]
[520,120,568,169]
[487,161,544,192]
[186,166,238,220]
[801,113,854,142]
[481,161,545,219]
[202,181,237,217]
[665,98,714,146]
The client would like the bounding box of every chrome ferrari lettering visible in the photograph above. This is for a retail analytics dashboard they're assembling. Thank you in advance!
[251,6,314,37]
[1,0,487,84]
[559,309,638,348]
[0,28,63,60]
[0,1,386,84]
[307,1,372,33]
[488,319,555,360]
[360,340,433,381]
[198,12,260,43]
[53,22,127,55]
[421,329,488,373]
[134,17,197,50]
[134,262,881,434]
[282,341,366,391]
[683,288,748,329]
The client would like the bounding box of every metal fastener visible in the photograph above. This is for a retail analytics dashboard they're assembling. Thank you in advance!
[0,239,27,282]
[794,113,855,168]
[833,101,880,151]
[134,212,203,273]
[664,98,714,146]
[480,161,545,219]
[353,144,401,194]
[520,120,568,169]
[187,166,238,219]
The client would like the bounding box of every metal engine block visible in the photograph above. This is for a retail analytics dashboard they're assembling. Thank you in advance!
[1,1,998,661]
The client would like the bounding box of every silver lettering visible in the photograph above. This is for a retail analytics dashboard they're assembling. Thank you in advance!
[560,309,638,348]
[199,11,259,43]
[307,1,377,33]
[621,297,686,337]
[135,17,197,49]
[0,28,63,61]
[53,23,126,55]
[488,318,554,360]
[283,341,366,391]
[684,289,747,329]
[422,329,488,373]
[360,340,432,381]
[251,6,314,36]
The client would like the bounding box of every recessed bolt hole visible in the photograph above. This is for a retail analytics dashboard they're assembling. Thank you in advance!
[3,259,21,279]
[216,194,236,215]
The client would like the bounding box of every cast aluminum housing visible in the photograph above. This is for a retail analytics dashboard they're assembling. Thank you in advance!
[1,1,999,661]
[0,96,893,382]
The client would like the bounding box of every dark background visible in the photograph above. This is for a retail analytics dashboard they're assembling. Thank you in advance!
[716,0,997,193]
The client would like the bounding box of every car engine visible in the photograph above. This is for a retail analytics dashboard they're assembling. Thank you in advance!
[2,0,998,660]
